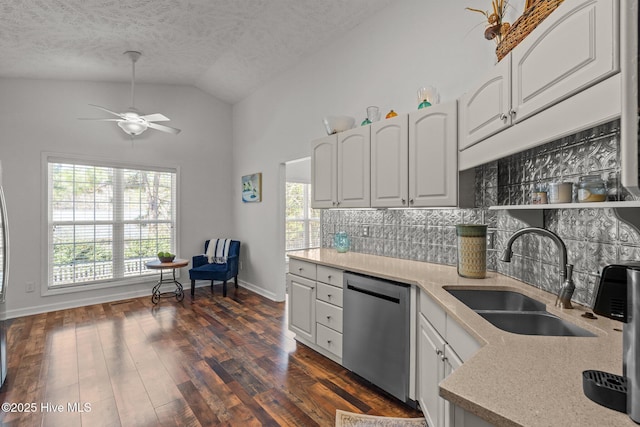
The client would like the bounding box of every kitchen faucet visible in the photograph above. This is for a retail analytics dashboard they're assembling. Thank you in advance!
[500,227,575,309]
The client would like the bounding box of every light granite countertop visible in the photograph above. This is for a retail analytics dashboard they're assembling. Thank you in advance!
[287,248,632,427]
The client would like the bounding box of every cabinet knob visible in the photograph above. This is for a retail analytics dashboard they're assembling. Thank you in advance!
[402,198,406,205]
[509,109,516,118]
[326,315,331,320]
[327,275,332,279]
[436,349,443,356]
[298,267,303,272]
[327,340,332,344]
[440,353,447,362]
[327,294,332,298]
[500,113,508,121]
[409,199,414,205]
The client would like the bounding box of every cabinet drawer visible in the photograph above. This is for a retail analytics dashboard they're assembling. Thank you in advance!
[316,300,343,333]
[289,259,316,280]
[317,265,343,288]
[317,282,343,307]
[420,290,446,337]
[316,323,343,358]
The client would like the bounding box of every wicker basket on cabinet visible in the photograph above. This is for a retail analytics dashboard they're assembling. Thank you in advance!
[496,0,565,61]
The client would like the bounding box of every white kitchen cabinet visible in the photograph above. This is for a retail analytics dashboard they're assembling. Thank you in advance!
[417,289,482,427]
[371,114,409,208]
[409,102,458,207]
[418,313,447,427]
[458,57,511,151]
[458,0,619,159]
[287,259,343,363]
[311,135,337,208]
[287,274,316,343]
[371,102,457,208]
[337,126,370,208]
[511,0,618,123]
[311,127,370,209]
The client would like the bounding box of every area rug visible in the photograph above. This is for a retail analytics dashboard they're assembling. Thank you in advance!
[335,410,427,427]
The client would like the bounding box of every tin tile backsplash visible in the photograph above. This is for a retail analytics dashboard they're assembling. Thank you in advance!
[321,120,640,306]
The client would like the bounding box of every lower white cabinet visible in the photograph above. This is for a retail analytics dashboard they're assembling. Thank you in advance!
[287,262,344,363]
[417,290,483,427]
[418,313,447,427]
[287,274,316,343]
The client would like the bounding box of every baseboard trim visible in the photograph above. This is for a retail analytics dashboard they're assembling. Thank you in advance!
[4,283,179,319]
[5,280,282,320]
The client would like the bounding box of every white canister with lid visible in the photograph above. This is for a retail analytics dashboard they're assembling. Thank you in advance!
[548,182,573,204]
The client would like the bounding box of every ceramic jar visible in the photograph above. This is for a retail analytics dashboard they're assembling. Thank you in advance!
[456,224,487,279]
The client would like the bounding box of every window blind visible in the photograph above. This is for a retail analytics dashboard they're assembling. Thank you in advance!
[48,160,177,288]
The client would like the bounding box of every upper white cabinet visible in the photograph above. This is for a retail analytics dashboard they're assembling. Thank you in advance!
[409,102,458,207]
[370,102,458,208]
[458,0,620,166]
[337,127,371,208]
[512,0,618,123]
[311,135,337,208]
[458,57,511,150]
[371,115,409,207]
[311,127,370,209]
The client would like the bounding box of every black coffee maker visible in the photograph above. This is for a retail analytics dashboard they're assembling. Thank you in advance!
[583,263,640,424]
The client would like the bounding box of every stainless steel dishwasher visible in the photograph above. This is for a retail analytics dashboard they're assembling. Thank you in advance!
[343,272,411,403]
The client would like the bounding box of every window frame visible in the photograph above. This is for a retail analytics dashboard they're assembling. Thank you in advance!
[41,153,180,296]
[285,182,320,252]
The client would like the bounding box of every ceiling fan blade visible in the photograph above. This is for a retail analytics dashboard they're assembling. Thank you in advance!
[141,113,170,122]
[78,118,123,121]
[148,122,181,135]
[89,104,125,118]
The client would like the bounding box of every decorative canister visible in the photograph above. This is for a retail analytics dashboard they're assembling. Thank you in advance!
[334,232,350,253]
[456,224,487,279]
[577,175,607,202]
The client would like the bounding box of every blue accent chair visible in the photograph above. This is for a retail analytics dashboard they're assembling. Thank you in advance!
[189,240,240,298]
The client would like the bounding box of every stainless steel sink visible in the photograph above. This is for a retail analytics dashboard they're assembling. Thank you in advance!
[445,288,595,337]
[447,289,546,312]
[478,312,595,337]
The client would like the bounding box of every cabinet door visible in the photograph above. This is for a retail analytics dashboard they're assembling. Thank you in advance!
[409,101,458,207]
[311,135,337,208]
[443,345,463,427]
[458,56,511,150]
[370,114,409,208]
[418,314,446,427]
[511,0,618,123]
[337,127,370,208]
[287,274,316,343]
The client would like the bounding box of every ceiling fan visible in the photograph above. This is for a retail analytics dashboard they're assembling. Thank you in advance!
[79,51,181,137]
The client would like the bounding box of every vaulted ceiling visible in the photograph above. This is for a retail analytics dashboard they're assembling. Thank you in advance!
[0,0,393,104]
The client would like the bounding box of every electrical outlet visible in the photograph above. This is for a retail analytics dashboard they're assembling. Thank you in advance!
[486,231,496,250]
[362,225,370,237]
[26,281,35,293]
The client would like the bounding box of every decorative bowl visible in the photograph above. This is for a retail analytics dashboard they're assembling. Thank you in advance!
[159,255,175,263]
[323,116,355,135]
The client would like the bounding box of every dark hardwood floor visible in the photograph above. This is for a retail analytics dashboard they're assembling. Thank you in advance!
[0,285,422,426]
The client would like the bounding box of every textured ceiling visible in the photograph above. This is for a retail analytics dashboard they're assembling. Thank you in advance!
[0,0,393,104]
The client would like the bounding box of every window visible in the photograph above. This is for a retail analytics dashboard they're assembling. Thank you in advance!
[46,157,177,290]
[285,182,319,251]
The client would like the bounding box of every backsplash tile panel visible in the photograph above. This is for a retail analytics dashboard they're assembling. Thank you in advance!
[320,120,640,306]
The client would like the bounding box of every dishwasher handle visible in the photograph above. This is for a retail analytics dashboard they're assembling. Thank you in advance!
[347,284,400,304]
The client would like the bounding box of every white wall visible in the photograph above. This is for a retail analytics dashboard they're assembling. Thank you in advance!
[231,0,518,300]
[0,79,233,317]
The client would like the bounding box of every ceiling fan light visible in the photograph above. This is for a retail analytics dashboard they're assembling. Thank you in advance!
[118,120,148,136]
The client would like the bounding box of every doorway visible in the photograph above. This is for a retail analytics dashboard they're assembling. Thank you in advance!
[284,157,319,274]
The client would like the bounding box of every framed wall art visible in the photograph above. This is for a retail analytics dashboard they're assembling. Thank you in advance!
[242,172,262,202]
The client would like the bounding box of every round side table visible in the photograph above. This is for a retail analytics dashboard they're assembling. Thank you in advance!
[146,259,189,304]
